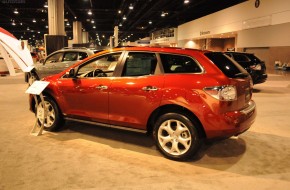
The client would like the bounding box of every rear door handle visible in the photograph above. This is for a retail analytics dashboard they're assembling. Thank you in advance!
[96,85,108,90]
[142,86,158,91]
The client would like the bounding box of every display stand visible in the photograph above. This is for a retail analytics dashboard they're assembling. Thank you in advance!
[25,79,50,136]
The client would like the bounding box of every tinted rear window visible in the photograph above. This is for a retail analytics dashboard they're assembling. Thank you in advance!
[205,52,247,78]
[160,54,202,73]
[246,54,262,64]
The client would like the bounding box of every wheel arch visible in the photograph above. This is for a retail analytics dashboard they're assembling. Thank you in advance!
[31,90,62,115]
[147,104,206,139]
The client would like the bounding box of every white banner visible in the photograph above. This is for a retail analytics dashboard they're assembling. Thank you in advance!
[0,27,34,73]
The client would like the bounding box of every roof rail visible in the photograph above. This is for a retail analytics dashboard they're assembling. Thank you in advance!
[62,47,88,49]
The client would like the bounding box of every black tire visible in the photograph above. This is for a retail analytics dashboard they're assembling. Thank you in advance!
[153,113,201,161]
[36,96,64,131]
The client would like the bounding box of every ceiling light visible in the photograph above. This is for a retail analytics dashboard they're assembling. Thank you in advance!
[66,22,70,26]
[11,21,16,26]
[32,19,36,23]
[123,16,126,20]
[119,23,122,27]
[14,9,19,14]
[88,10,92,15]
[184,0,190,4]
[149,20,152,24]
[74,16,77,19]
[91,20,95,23]
[27,27,30,31]
[44,2,48,8]
[118,10,121,14]
[93,26,96,29]
[129,4,134,10]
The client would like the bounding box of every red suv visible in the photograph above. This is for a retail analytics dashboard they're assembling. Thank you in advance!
[30,46,256,161]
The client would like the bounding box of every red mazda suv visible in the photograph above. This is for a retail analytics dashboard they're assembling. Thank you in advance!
[29,46,256,161]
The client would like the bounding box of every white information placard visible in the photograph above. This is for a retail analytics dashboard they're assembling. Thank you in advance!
[25,81,50,95]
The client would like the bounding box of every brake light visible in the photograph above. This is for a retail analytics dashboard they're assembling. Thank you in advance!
[203,85,237,101]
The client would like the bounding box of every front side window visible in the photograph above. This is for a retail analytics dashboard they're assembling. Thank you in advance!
[160,54,202,73]
[45,52,63,64]
[122,52,157,76]
[77,53,122,78]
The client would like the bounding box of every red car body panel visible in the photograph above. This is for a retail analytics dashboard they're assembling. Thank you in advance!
[30,47,256,139]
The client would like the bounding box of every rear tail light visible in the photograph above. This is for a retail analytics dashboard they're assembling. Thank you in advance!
[203,85,237,101]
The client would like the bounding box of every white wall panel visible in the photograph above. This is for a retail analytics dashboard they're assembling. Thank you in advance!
[178,0,290,41]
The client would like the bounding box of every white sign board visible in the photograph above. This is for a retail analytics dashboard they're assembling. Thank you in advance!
[25,81,50,95]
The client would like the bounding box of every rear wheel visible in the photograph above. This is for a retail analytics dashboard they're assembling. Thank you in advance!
[153,113,201,161]
[36,96,64,131]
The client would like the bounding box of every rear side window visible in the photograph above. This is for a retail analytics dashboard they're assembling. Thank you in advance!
[205,52,247,78]
[79,52,88,60]
[63,52,78,61]
[122,52,157,76]
[160,54,202,73]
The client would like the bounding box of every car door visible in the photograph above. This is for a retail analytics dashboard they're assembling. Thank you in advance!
[57,52,123,123]
[109,51,164,130]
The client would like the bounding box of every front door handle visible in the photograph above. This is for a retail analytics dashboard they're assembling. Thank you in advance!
[96,85,108,90]
[142,86,158,91]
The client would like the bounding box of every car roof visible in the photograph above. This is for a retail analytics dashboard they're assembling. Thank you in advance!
[47,48,94,56]
[100,46,210,55]
[225,51,254,55]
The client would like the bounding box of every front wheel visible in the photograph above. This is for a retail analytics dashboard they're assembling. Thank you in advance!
[153,113,201,161]
[36,96,64,131]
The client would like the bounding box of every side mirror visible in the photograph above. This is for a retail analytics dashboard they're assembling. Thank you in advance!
[65,68,76,78]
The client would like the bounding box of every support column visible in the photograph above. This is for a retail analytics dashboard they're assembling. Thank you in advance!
[46,0,67,55]
[82,31,89,44]
[73,21,82,44]
[114,26,119,47]
[48,0,65,35]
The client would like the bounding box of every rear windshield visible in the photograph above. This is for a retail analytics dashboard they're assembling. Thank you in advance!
[246,54,262,64]
[204,52,248,78]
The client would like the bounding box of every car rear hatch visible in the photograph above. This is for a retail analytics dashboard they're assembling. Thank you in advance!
[204,52,253,112]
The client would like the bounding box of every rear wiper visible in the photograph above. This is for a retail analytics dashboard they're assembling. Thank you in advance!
[235,73,249,78]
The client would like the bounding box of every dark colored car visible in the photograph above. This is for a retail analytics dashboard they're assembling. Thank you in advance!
[25,47,94,84]
[29,46,256,161]
[224,52,267,84]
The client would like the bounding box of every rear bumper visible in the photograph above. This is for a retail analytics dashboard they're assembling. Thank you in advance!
[205,100,257,139]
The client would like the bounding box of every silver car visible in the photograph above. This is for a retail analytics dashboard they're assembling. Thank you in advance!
[25,47,94,84]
